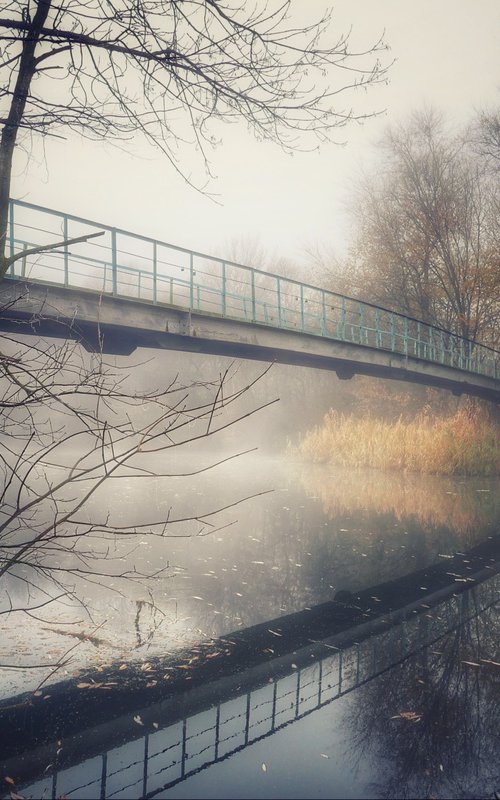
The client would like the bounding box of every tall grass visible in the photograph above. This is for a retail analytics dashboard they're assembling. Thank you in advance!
[297,408,500,476]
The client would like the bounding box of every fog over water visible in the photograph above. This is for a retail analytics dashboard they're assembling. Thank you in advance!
[2,448,498,699]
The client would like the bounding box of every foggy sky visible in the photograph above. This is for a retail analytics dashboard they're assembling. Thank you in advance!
[11,0,500,268]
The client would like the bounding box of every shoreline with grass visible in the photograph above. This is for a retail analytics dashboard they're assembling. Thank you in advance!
[295,409,500,477]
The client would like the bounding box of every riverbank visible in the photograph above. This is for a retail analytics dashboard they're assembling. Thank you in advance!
[296,408,500,476]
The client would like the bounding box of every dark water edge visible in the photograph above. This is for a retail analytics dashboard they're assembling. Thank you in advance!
[2,537,499,800]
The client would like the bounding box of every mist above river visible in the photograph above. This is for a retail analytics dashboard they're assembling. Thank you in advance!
[1,452,497,699]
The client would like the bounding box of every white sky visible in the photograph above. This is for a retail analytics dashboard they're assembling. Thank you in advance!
[11,0,500,269]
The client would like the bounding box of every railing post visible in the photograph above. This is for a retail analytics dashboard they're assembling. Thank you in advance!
[416,321,421,357]
[221,261,226,315]
[321,290,327,335]
[300,285,305,331]
[403,317,408,355]
[21,242,27,277]
[8,200,15,276]
[111,229,117,296]
[250,269,256,322]
[429,326,434,361]
[341,297,346,340]
[358,302,363,344]
[390,313,396,351]
[277,276,282,327]
[152,241,157,304]
[375,308,381,348]
[63,215,69,287]
[189,252,194,309]
[440,330,445,364]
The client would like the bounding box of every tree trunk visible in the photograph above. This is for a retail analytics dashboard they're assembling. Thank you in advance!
[0,0,52,279]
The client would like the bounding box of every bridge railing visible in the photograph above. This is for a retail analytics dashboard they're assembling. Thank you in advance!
[6,199,500,380]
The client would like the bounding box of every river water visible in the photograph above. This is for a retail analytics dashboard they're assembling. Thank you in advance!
[1,455,499,799]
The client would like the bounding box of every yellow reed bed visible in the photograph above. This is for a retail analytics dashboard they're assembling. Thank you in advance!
[297,409,500,476]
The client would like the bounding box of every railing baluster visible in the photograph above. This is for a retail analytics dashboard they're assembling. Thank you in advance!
[300,284,305,331]
[111,229,117,296]
[321,290,327,335]
[152,241,157,304]
[189,252,194,309]
[63,215,69,287]
[9,200,15,276]
[251,269,256,322]
[277,276,282,327]
[221,261,226,316]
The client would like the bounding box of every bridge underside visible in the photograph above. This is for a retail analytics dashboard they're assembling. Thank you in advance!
[2,280,499,403]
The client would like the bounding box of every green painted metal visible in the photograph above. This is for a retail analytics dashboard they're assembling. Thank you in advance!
[5,199,500,382]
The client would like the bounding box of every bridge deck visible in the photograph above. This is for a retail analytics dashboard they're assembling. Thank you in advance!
[2,200,499,400]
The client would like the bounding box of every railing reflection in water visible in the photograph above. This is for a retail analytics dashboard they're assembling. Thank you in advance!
[19,574,499,800]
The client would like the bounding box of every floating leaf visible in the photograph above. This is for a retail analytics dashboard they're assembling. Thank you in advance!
[392,711,422,721]
[4,778,15,786]
[261,763,267,773]
[133,715,143,726]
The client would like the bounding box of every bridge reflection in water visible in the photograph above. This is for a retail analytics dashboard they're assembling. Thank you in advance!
[11,563,499,800]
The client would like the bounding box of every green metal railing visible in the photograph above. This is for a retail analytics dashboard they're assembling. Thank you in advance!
[5,199,500,380]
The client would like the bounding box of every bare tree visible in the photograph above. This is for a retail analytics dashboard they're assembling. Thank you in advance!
[345,109,500,344]
[469,107,500,173]
[0,0,390,278]
[0,297,276,675]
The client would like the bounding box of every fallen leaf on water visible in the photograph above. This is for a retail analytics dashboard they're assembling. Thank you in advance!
[33,691,42,697]
[391,711,422,721]
[480,658,500,667]
[261,763,267,773]
[10,792,25,800]
[119,664,127,671]
[133,715,143,726]
[77,683,92,689]
[4,777,15,786]
[461,661,481,667]
[153,722,159,729]
[320,753,329,759]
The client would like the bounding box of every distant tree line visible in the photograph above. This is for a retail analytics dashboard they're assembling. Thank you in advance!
[315,108,500,348]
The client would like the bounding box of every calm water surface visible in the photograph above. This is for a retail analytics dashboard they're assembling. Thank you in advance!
[1,455,499,799]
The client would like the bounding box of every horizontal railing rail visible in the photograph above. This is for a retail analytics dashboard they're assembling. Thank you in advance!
[5,199,500,381]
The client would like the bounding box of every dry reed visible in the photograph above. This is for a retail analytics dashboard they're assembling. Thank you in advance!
[297,408,500,476]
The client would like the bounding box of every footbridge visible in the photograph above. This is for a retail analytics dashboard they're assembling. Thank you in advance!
[2,200,499,402]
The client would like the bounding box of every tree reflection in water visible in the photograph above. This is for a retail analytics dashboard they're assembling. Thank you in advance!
[343,589,500,799]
